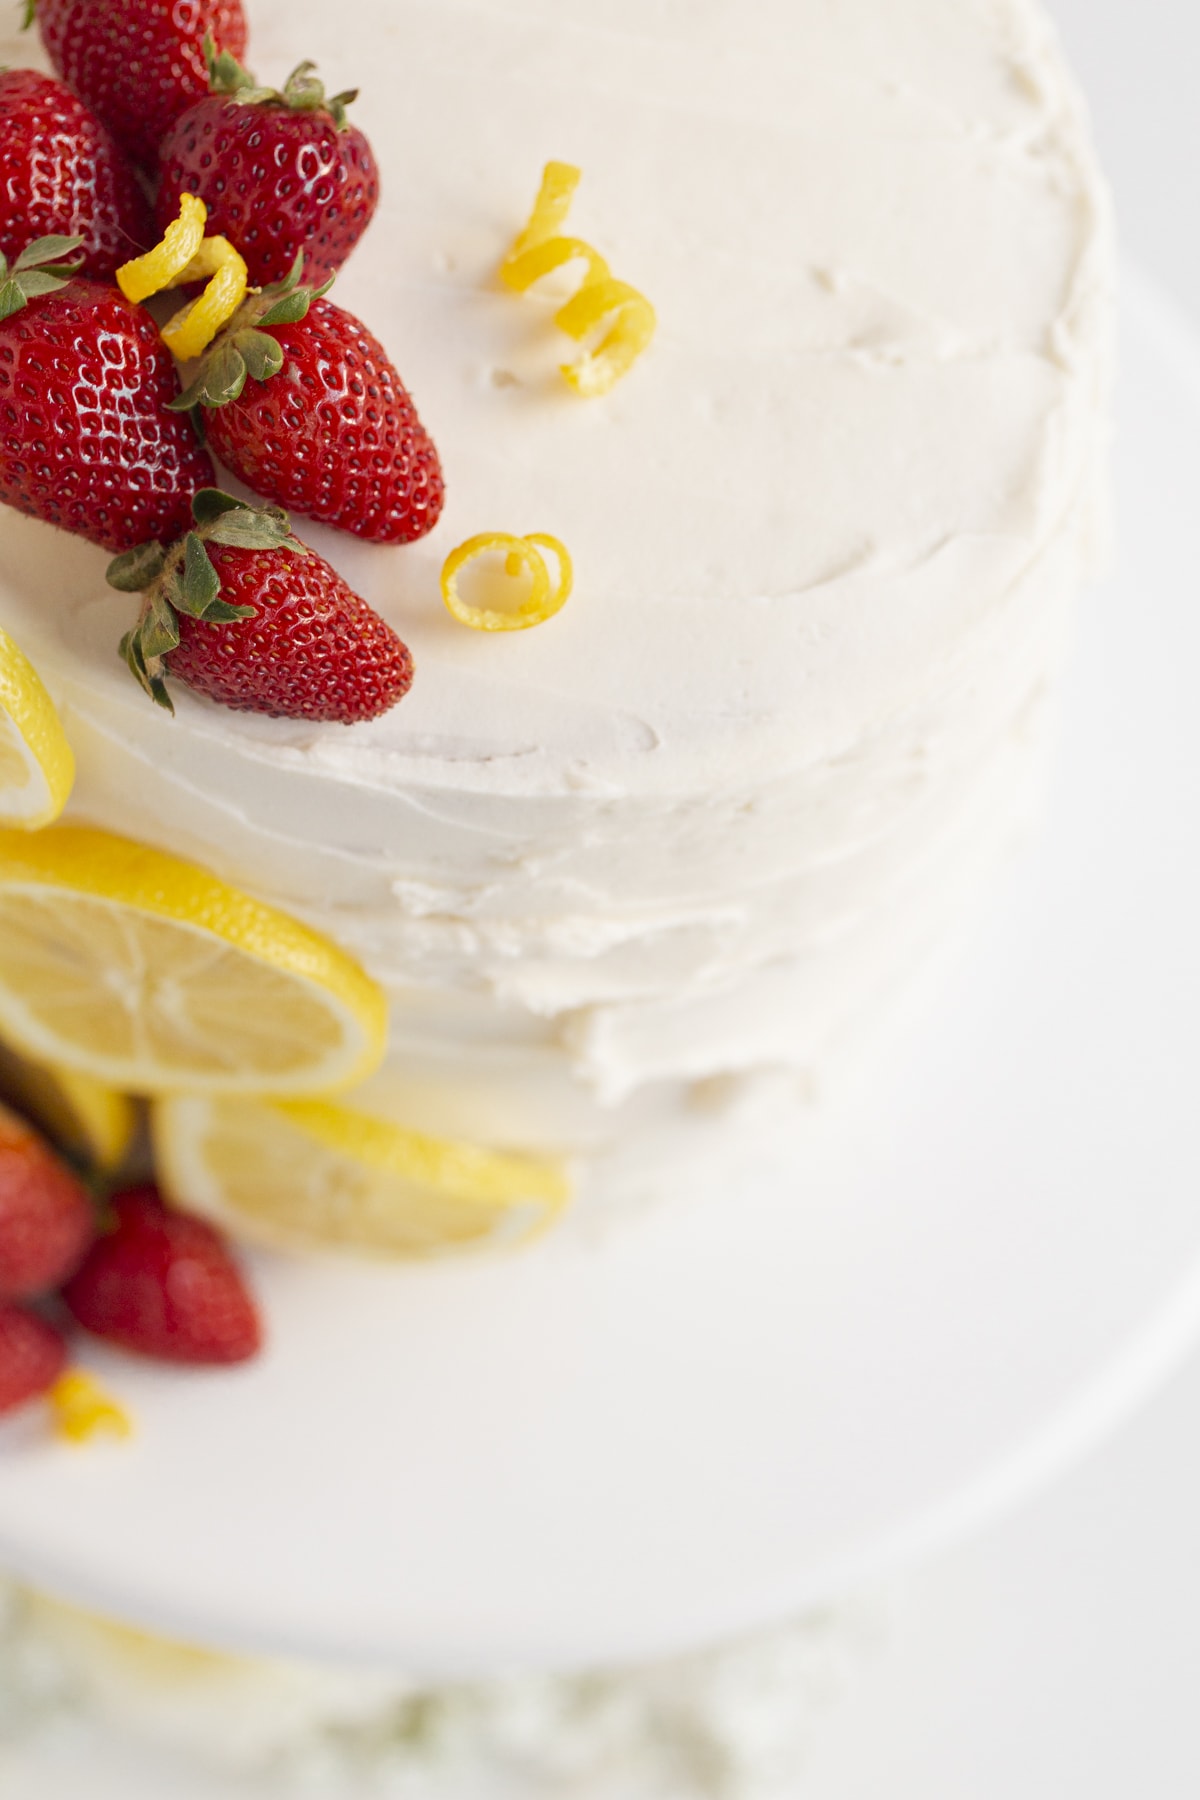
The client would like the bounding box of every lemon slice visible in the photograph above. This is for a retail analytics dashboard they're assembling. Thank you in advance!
[153,1094,570,1259]
[0,1036,135,1171]
[0,827,386,1096]
[0,627,75,830]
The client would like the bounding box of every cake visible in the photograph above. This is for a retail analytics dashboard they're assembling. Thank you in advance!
[0,0,1112,1783]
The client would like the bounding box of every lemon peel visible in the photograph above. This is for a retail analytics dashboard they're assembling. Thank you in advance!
[501,161,656,396]
[0,626,74,831]
[117,193,208,303]
[441,532,573,632]
[153,1093,570,1260]
[117,198,248,358]
[50,1371,133,1445]
[161,237,249,361]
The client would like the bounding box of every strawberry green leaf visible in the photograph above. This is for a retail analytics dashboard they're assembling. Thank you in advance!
[181,533,221,612]
[191,489,245,526]
[168,339,248,411]
[120,629,174,714]
[235,328,286,381]
[11,269,76,299]
[21,1,36,30]
[0,279,28,323]
[106,541,167,593]
[13,234,85,271]
[201,598,257,622]
[140,595,181,660]
[204,511,307,553]
[254,289,313,329]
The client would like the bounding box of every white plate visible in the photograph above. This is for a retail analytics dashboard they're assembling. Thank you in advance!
[0,269,1197,1678]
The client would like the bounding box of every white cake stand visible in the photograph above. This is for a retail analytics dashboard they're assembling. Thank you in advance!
[0,268,1197,1678]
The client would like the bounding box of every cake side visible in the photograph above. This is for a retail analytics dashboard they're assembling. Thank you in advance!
[0,0,1114,1202]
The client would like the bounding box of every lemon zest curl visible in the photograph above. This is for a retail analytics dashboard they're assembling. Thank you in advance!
[50,1370,134,1445]
[116,197,249,361]
[117,193,208,302]
[441,533,573,632]
[501,161,656,397]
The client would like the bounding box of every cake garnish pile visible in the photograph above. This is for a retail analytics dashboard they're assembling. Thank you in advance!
[0,0,659,1434]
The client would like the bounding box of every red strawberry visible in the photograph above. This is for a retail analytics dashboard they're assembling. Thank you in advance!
[107,489,415,723]
[0,242,215,552]
[0,1304,68,1415]
[28,0,248,169]
[62,1185,261,1366]
[0,1102,96,1301]
[176,270,444,544]
[156,53,377,290]
[0,69,153,280]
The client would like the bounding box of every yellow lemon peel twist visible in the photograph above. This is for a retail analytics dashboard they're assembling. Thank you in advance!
[116,196,249,360]
[117,193,208,302]
[50,1370,134,1445]
[441,533,573,632]
[501,161,656,396]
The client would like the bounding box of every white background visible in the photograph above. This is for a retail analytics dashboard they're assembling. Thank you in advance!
[797,3,1200,1793]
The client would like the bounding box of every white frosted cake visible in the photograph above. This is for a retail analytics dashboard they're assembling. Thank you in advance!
[0,0,1112,1227]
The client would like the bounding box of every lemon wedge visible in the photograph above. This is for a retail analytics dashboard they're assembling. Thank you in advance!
[0,827,386,1096]
[153,1094,570,1259]
[0,1036,135,1171]
[0,627,75,830]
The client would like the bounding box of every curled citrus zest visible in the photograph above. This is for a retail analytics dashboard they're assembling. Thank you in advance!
[441,533,573,632]
[50,1370,133,1445]
[507,158,582,256]
[116,193,208,303]
[166,237,244,287]
[500,162,656,396]
[161,237,249,360]
[556,279,657,397]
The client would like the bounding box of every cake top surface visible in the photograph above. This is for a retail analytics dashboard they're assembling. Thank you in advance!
[0,0,1107,807]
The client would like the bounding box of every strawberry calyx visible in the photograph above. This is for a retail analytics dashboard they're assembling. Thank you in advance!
[106,488,307,712]
[203,35,360,129]
[0,234,83,322]
[168,254,334,411]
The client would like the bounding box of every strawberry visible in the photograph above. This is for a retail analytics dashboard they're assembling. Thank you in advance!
[174,265,444,543]
[0,239,215,552]
[0,1102,96,1301]
[27,0,249,169]
[155,51,378,290]
[107,489,415,722]
[0,69,153,281]
[61,1185,261,1366]
[0,1303,68,1415]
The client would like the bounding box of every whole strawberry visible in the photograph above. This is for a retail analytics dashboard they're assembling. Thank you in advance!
[27,0,248,169]
[0,1102,96,1301]
[108,489,415,722]
[175,267,444,543]
[156,51,378,290]
[0,1304,68,1415]
[62,1185,260,1365]
[0,69,153,280]
[0,240,215,552]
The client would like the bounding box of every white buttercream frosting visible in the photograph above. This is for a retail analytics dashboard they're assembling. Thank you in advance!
[0,0,1113,1201]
